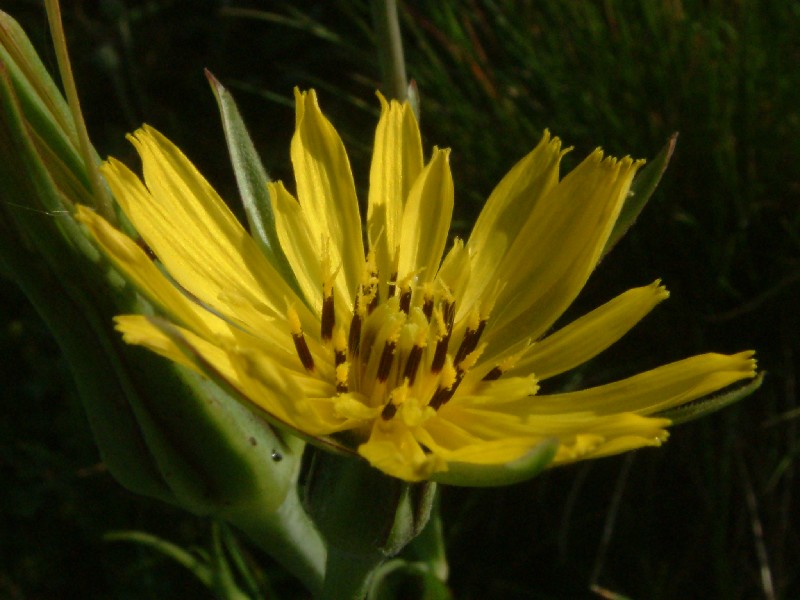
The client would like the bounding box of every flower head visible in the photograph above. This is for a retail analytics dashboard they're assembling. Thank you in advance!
[76,89,756,483]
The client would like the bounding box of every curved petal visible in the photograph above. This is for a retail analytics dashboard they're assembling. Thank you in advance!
[396,148,454,284]
[529,351,757,416]
[482,152,643,358]
[117,315,343,437]
[367,94,423,287]
[358,420,445,482]
[511,281,670,380]
[458,132,563,318]
[270,180,352,324]
[76,205,224,338]
[103,126,310,331]
[431,404,670,465]
[291,89,364,302]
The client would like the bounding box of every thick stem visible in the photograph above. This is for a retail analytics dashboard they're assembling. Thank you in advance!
[320,546,384,600]
[225,484,327,597]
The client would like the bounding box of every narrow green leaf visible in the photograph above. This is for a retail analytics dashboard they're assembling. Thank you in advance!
[603,133,678,257]
[0,10,75,140]
[655,372,764,426]
[431,439,558,487]
[206,69,301,296]
[105,530,252,600]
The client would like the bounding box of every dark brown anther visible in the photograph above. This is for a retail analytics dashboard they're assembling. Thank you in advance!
[482,366,503,381]
[443,300,456,330]
[422,296,434,321]
[336,380,349,394]
[399,288,412,314]
[387,272,398,298]
[430,334,451,374]
[321,291,335,341]
[428,386,451,410]
[136,237,158,261]
[348,312,362,358]
[292,332,315,372]
[431,367,464,410]
[381,402,397,420]
[402,344,424,386]
[335,348,347,368]
[376,339,397,382]
[454,320,487,365]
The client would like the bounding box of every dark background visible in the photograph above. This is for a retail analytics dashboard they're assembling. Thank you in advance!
[1,1,798,598]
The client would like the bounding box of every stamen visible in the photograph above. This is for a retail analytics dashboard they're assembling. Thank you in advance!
[348,290,364,359]
[399,286,412,314]
[334,327,348,367]
[366,286,379,314]
[321,285,335,342]
[376,338,397,383]
[430,307,452,374]
[403,345,424,385]
[381,402,397,420]
[387,271,398,298]
[287,306,315,372]
[454,310,486,366]
[428,387,450,410]
[482,367,503,381]
[363,251,379,315]
[429,357,457,410]
[336,362,349,393]
[482,348,524,381]
[421,286,435,321]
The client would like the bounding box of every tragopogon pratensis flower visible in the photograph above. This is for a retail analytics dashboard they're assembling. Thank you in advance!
[76,90,756,483]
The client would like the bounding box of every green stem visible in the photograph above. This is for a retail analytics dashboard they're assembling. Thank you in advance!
[371,0,408,102]
[225,484,326,597]
[320,546,384,600]
[44,0,115,223]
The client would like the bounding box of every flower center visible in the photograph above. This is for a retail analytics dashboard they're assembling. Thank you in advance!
[288,253,512,423]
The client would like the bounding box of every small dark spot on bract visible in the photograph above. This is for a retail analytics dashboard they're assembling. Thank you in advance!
[249,436,257,446]
[271,451,283,462]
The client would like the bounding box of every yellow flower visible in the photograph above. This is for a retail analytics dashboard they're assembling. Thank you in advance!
[76,89,756,483]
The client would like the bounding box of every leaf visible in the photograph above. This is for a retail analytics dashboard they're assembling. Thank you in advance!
[602,133,678,257]
[206,70,301,296]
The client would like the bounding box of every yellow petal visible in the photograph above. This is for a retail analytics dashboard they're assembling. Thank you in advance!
[367,94,424,288]
[291,89,364,302]
[76,205,223,338]
[482,152,643,359]
[103,126,309,331]
[115,315,205,373]
[459,132,563,317]
[512,281,670,380]
[358,420,445,482]
[269,180,352,325]
[531,351,757,416]
[396,147,454,284]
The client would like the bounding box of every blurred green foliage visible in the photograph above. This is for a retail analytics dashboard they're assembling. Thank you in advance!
[1,1,798,598]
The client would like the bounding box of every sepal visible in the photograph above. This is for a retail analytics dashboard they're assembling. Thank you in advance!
[603,133,677,256]
[430,439,558,487]
[206,70,301,297]
[655,372,764,425]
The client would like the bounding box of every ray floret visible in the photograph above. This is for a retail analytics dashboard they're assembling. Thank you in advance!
[76,90,758,483]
